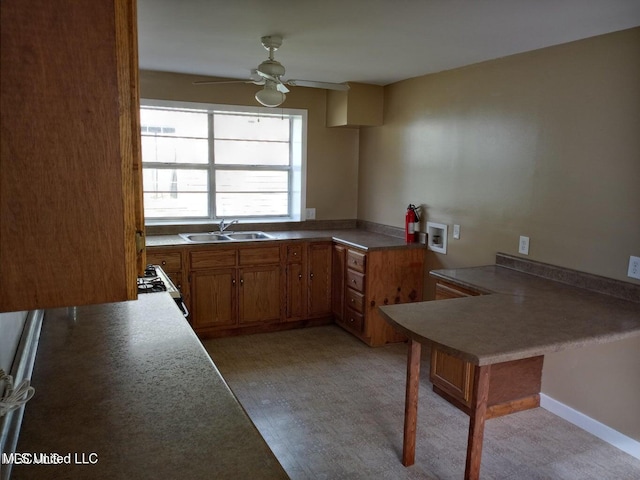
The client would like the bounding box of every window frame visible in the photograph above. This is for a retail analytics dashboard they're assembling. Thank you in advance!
[140,99,307,225]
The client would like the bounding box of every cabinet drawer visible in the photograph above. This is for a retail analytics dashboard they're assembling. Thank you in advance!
[435,280,481,300]
[190,249,237,270]
[346,249,366,273]
[286,244,303,263]
[346,269,365,293]
[239,246,281,265]
[146,252,181,272]
[345,288,365,313]
[344,308,364,333]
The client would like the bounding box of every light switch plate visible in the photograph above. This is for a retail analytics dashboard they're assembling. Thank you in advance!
[519,236,530,255]
[628,256,640,280]
[453,224,460,240]
[305,208,316,220]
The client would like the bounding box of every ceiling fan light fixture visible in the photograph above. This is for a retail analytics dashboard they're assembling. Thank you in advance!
[255,85,286,107]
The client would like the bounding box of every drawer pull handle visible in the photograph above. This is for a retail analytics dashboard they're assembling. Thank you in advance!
[350,298,355,303]
[162,260,166,265]
[352,279,357,284]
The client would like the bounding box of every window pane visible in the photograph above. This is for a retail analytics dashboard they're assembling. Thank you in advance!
[215,113,290,141]
[141,136,208,164]
[140,108,208,138]
[143,168,208,194]
[144,192,208,218]
[216,170,287,193]
[214,139,289,166]
[216,193,288,217]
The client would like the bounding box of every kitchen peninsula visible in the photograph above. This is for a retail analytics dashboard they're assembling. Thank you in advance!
[13,294,288,479]
[379,253,640,480]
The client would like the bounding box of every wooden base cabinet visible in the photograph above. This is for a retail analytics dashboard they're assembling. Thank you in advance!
[189,246,283,336]
[335,246,425,346]
[285,241,332,322]
[430,279,542,417]
[307,242,332,319]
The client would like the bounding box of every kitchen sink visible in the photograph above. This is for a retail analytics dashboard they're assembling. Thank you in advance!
[224,232,274,241]
[179,233,231,243]
[179,231,274,243]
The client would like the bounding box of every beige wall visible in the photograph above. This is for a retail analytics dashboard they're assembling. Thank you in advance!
[359,28,640,439]
[139,70,360,221]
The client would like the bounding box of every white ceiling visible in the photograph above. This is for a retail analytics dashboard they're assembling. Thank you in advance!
[137,0,640,86]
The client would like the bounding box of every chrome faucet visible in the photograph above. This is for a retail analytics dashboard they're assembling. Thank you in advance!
[218,218,239,233]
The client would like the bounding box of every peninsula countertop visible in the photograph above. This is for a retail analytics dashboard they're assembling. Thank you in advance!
[13,294,288,480]
[379,256,640,366]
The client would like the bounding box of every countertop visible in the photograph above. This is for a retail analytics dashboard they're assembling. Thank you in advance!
[146,228,425,251]
[13,294,289,480]
[379,261,640,366]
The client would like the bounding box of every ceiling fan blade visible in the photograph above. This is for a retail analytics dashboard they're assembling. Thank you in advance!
[286,80,350,91]
[192,79,263,86]
[256,70,279,83]
[276,83,290,94]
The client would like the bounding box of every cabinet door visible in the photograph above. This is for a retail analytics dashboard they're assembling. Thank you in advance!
[430,279,480,408]
[191,269,236,329]
[430,348,473,408]
[0,0,143,312]
[331,244,346,320]
[286,262,305,321]
[239,265,282,324]
[307,243,332,318]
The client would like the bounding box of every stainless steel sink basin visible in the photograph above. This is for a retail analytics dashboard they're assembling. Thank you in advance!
[179,231,274,243]
[224,231,274,241]
[179,233,232,243]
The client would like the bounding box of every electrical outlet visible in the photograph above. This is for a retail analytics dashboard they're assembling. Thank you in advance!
[518,236,530,255]
[628,256,640,280]
[453,224,461,240]
[305,208,316,220]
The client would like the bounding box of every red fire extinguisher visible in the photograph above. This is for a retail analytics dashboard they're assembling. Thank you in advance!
[405,204,420,243]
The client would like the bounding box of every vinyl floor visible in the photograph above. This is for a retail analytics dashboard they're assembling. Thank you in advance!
[202,325,640,480]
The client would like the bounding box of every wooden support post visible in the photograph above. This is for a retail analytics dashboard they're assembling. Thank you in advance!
[464,364,491,480]
[402,339,422,466]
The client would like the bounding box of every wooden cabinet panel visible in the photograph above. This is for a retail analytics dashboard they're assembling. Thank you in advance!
[286,244,303,263]
[435,280,481,300]
[346,249,366,273]
[239,266,282,324]
[239,246,281,265]
[344,308,364,333]
[146,252,182,272]
[346,270,365,293]
[345,288,365,314]
[191,269,236,329]
[0,0,143,312]
[331,244,346,320]
[307,242,332,318]
[286,262,305,320]
[430,349,473,407]
[190,250,236,270]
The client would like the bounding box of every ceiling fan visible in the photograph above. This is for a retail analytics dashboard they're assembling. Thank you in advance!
[193,35,350,107]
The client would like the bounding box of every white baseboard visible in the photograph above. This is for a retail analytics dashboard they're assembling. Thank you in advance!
[540,394,640,460]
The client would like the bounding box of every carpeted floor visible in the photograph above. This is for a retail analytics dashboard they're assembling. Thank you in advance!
[202,325,640,479]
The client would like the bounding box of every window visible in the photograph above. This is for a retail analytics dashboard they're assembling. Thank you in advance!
[140,100,306,223]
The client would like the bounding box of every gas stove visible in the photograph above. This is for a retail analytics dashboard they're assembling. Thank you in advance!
[138,265,188,317]
[138,265,178,297]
